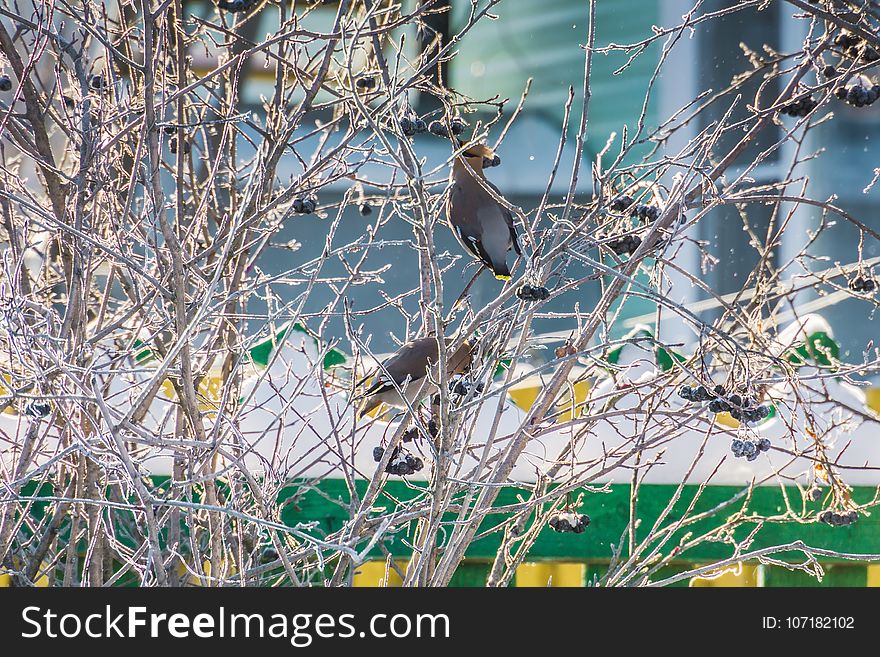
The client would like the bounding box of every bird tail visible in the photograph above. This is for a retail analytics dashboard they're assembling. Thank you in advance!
[492,262,512,281]
[358,396,382,419]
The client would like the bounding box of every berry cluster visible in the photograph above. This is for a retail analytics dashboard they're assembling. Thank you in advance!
[217,0,258,12]
[356,76,376,90]
[835,82,880,108]
[24,401,51,418]
[428,118,467,138]
[450,379,485,396]
[817,509,858,526]
[292,197,317,214]
[516,284,550,302]
[834,32,880,63]
[731,437,771,462]
[609,195,634,212]
[0,75,11,92]
[399,116,428,137]
[548,511,591,534]
[608,235,642,256]
[849,275,876,293]
[778,95,818,117]
[631,204,659,222]
[373,445,424,476]
[679,384,771,423]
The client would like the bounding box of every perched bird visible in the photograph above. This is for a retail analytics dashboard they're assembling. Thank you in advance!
[447,143,521,281]
[356,337,474,418]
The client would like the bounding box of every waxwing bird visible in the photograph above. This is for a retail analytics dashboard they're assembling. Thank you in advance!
[356,337,474,418]
[447,143,521,281]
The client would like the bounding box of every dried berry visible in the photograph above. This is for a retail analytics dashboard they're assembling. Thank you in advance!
[549,511,591,534]
[399,116,416,136]
[24,401,51,418]
[292,197,316,214]
[607,235,642,256]
[217,0,257,12]
[516,284,550,302]
[168,137,190,154]
[610,195,634,212]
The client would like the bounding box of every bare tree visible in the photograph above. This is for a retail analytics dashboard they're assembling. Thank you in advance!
[2,0,880,587]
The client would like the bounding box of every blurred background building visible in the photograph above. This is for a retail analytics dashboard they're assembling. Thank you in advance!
[145,2,880,358]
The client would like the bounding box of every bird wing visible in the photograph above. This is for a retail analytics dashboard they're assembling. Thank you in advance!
[359,338,439,396]
[485,179,521,255]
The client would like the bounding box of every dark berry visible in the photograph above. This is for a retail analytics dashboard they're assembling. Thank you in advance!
[610,195,634,212]
[428,120,447,136]
[428,418,438,437]
[729,394,742,407]
[24,401,51,418]
[862,278,876,292]
[0,75,11,92]
[217,0,255,11]
[168,137,190,154]
[89,74,105,91]
[678,385,694,401]
[694,385,710,402]
[359,203,372,216]
[260,547,278,563]
[450,119,466,135]
[413,118,427,133]
[835,86,848,99]
[806,486,823,502]
[402,427,419,442]
[517,284,548,302]
[756,405,770,419]
[484,154,501,168]
[356,76,376,89]
[399,116,415,136]
[822,65,838,78]
[850,276,865,292]
[757,437,771,452]
[713,384,726,397]
[293,197,316,214]
[372,446,384,462]
[708,400,724,413]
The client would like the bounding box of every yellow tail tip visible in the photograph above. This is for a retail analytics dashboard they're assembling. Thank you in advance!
[494,274,512,281]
